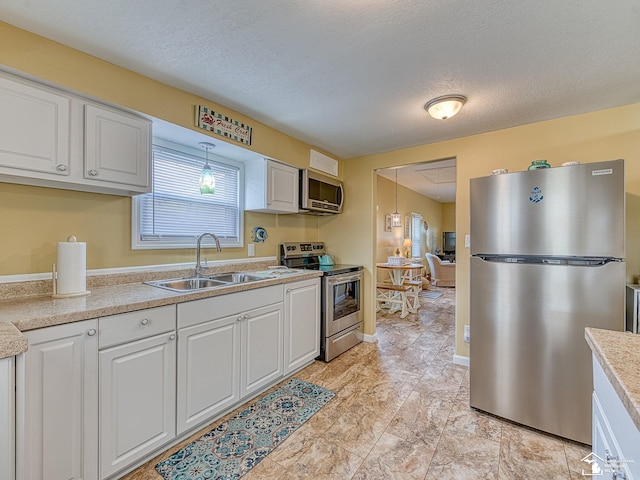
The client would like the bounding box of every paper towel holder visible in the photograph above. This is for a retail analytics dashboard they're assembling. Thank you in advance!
[52,263,91,298]
[52,235,91,298]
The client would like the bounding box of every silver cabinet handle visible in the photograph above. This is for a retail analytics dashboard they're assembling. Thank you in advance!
[87,328,97,336]
[237,315,243,322]
[168,334,176,341]
[56,164,67,172]
[88,169,98,176]
[140,318,149,326]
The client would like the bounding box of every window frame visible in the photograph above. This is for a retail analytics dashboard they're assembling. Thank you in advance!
[411,212,422,258]
[132,138,244,250]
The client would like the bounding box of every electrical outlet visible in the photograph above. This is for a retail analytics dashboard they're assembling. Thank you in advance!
[463,325,470,343]
[465,234,470,248]
[248,243,255,257]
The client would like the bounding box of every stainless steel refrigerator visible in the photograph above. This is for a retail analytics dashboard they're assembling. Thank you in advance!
[469,159,625,445]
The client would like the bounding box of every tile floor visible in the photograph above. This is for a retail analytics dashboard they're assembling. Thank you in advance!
[123,286,591,480]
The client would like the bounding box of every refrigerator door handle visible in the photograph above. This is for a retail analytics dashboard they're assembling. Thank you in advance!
[475,255,622,266]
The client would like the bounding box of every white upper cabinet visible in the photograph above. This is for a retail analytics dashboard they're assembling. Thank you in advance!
[84,104,150,188]
[0,75,71,176]
[245,158,299,213]
[0,70,151,196]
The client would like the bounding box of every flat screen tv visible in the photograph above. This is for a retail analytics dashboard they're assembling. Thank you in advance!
[443,232,456,254]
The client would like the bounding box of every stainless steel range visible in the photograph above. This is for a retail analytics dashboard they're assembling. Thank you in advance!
[280,242,363,362]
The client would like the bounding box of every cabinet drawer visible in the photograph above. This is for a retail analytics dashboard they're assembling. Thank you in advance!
[99,305,176,349]
[178,285,284,329]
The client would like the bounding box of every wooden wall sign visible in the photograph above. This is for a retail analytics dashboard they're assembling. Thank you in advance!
[196,105,252,145]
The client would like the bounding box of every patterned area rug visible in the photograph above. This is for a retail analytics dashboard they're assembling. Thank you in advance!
[419,291,443,299]
[155,378,335,480]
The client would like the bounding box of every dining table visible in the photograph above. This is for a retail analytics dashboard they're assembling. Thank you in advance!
[375,262,424,317]
[376,262,424,286]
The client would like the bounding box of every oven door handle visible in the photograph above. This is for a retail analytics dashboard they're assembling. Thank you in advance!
[326,272,362,286]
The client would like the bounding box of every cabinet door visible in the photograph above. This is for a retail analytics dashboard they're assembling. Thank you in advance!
[266,160,299,212]
[0,75,71,176]
[16,319,98,480]
[0,357,15,480]
[99,332,176,479]
[284,279,320,374]
[84,104,151,188]
[241,303,284,397]
[177,315,240,435]
[592,356,640,479]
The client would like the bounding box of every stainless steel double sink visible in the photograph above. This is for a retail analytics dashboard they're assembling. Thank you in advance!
[145,272,275,293]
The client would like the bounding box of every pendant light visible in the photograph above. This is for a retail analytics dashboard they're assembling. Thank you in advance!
[198,142,216,194]
[391,170,402,227]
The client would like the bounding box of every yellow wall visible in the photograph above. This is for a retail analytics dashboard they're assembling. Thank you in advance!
[0,22,330,275]
[442,203,456,233]
[3,22,640,358]
[329,103,640,354]
[376,175,443,263]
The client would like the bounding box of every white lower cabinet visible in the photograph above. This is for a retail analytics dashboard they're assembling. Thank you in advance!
[16,319,99,480]
[240,303,284,397]
[15,278,320,480]
[592,356,639,480]
[176,314,241,435]
[284,278,321,374]
[1,356,16,480]
[177,285,284,434]
[98,306,176,480]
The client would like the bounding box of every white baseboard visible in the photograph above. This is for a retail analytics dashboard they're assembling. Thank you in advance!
[453,354,469,367]
[361,332,377,343]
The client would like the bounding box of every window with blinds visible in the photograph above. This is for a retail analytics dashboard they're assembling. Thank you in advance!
[411,213,422,258]
[132,144,243,249]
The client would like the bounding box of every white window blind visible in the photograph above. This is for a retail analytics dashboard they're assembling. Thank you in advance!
[133,145,243,249]
[411,213,422,258]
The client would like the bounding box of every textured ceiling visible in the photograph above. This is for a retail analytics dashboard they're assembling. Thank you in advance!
[2,1,639,162]
[378,159,457,203]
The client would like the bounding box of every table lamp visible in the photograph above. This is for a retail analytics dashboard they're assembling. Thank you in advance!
[403,239,412,258]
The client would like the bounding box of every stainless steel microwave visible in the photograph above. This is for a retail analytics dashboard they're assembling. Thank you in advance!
[299,169,343,214]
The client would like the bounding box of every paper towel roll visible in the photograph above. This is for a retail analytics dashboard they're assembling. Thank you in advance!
[55,236,87,296]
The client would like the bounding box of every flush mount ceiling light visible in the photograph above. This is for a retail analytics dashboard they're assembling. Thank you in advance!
[424,94,467,120]
[391,170,403,228]
[198,141,216,194]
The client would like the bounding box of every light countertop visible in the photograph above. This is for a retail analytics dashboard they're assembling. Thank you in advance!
[0,268,321,359]
[585,327,640,431]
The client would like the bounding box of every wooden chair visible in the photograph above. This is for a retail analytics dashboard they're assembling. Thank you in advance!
[376,283,410,318]
[402,279,422,312]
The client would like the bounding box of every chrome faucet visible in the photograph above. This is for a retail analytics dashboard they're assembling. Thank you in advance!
[195,233,222,277]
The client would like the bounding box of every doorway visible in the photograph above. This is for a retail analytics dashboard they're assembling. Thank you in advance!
[375,158,456,269]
